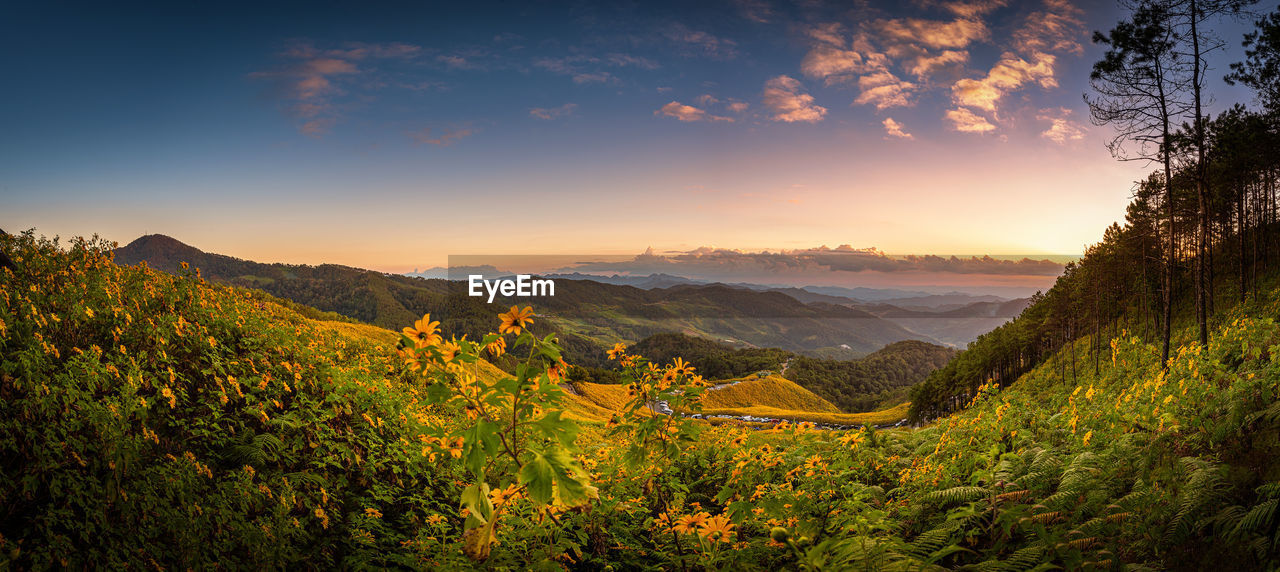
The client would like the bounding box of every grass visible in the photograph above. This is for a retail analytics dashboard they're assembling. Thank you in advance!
[699,401,910,426]
[700,375,839,413]
[568,381,636,413]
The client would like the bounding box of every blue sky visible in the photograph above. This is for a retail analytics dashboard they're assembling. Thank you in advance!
[0,0,1267,273]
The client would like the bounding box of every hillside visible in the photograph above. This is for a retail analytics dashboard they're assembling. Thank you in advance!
[629,332,954,412]
[698,375,839,413]
[787,340,957,412]
[0,233,504,568]
[115,235,940,361]
[630,332,792,378]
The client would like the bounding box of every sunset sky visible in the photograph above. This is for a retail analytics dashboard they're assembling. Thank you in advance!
[0,0,1261,275]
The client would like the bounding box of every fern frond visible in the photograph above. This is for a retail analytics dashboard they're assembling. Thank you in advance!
[923,485,990,507]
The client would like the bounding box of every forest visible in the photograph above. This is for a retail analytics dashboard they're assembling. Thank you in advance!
[912,1,1280,422]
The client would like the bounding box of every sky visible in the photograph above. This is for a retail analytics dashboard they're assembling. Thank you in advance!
[0,0,1267,282]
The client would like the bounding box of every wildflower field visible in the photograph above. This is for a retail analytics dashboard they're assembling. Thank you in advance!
[2,232,1279,570]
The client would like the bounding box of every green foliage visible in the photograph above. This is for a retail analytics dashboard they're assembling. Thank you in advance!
[789,340,956,412]
[631,332,792,380]
[0,232,467,568]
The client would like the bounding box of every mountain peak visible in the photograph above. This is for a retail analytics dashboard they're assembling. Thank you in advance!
[123,234,199,252]
[115,234,206,269]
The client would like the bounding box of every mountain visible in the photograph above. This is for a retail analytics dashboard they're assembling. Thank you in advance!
[405,265,507,280]
[758,286,865,306]
[796,285,936,301]
[851,298,1031,348]
[114,235,941,363]
[873,293,1011,310]
[786,340,958,412]
[542,272,700,289]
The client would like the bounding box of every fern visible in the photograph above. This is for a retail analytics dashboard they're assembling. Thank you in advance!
[222,431,284,466]
[906,526,955,559]
[1164,457,1230,545]
[924,485,990,507]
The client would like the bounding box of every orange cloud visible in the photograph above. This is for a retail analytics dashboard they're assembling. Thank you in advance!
[406,127,476,146]
[762,76,827,123]
[855,71,916,109]
[1038,107,1086,143]
[801,44,869,82]
[882,118,914,139]
[935,0,1010,18]
[909,50,968,80]
[1012,0,1085,55]
[880,17,989,50]
[951,52,1057,112]
[252,41,421,138]
[945,108,996,133]
[655,101,733,122]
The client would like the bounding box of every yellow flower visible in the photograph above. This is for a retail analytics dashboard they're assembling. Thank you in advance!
[546,358,568,382]
[403,314,442,348]
[439,339,462,362]
[485,335,506,358]
[364,508,383,518]
[653,512,675,533]
[698,514,736,543]
[498,306,534,336]
[607,342,627,360]
[489,484,523,508]
[673,512,709,534]
[670,357,694,376]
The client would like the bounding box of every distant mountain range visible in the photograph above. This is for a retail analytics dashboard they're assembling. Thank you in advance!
[464,270,1009,307]
[114,235,965,364]
[521,272,1031,347]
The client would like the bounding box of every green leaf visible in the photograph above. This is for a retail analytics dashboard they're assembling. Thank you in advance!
[534,410,579,448]
[519,451,556,506]
[460,482,494,524]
